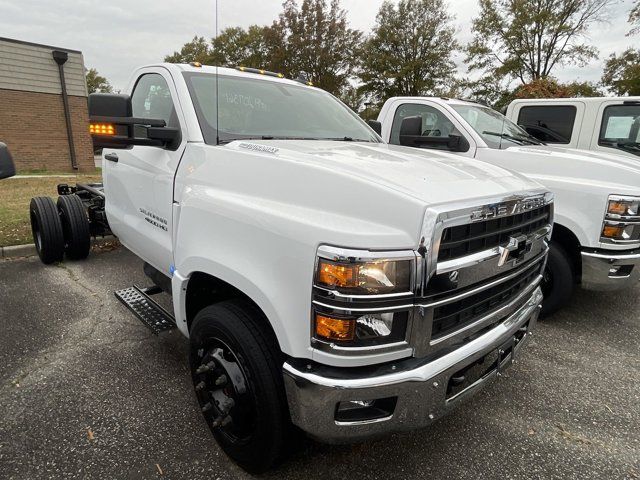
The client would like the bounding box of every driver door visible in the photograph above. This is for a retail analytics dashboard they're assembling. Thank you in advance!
[102,69,186,275]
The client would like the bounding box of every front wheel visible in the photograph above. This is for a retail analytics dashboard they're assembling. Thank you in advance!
[540,243,575,318]
[189,301,290,473]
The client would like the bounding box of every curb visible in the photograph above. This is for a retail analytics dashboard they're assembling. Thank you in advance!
[0,236,118,259]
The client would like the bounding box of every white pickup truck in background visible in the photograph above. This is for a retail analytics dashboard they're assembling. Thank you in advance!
[28,64,553,472]
[506,97,640,159]
[376,97,640,316]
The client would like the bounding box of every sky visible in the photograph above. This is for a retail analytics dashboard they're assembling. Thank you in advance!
[0,0,635,91]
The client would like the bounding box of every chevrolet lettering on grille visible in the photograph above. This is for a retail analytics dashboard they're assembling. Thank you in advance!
[470,197,546,222]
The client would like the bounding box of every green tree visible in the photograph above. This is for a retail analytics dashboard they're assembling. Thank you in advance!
[629,0,640,35]
[601,48,640,95]
[271,0,362,96]
[85,68,113,94]
[358,0,458,104]
[164,36,213,64]
[466,0,614,84]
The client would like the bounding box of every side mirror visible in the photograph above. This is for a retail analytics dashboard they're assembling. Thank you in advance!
[0,143,16,180]
[88,93,181,150]
[367,120,382,136]
[399,116,469,152]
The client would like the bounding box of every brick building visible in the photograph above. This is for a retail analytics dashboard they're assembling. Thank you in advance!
[0,37,94,172]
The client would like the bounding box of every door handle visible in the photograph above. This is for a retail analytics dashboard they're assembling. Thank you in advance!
[104,153,119,163]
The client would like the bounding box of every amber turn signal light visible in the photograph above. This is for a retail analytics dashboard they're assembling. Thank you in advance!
[315,314,355,341]
[317,259,358,288]
[89,123,115,136]
[602,225,624,238]
[608,201,628,216]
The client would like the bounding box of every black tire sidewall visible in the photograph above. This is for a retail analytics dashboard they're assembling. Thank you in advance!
[29,197,64,264]
[541,242,575,318]
[57,195,90,260]
[189,302,288,473]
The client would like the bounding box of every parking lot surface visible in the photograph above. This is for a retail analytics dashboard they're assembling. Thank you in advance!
[0,247,638,480]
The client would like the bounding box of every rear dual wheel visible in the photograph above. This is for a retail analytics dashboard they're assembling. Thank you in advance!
[30,195,90,264]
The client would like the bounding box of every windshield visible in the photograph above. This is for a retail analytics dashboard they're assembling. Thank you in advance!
[183,72,380,145]
[451,104,544,149]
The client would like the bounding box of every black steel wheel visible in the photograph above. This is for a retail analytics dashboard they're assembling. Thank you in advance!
[29,196,64,264]
[540,242,575,318]
[189,300,290,473]
[57,194,90,260]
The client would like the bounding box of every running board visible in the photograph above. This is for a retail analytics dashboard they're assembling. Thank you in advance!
[114,285,176,334]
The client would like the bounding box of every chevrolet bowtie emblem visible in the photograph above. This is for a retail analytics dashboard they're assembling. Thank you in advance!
[498,235,529,267]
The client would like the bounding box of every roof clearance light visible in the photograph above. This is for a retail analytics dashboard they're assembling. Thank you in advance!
[89,123,115,136]
[190,61,202,68]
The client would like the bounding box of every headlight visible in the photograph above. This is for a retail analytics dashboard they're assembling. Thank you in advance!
[316,258,412,294]
[602,195,640,244]
[312,246,415,348]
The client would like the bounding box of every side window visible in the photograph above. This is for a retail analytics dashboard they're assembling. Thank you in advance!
[517,106,576,144]
[390,103,456,148]
[599,104,640,144]
[131,73,179,132]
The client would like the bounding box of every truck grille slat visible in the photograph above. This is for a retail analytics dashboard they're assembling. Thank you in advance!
[439,205,551,261]
[431,262,541,340]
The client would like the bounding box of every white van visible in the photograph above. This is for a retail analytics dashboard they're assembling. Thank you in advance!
[506,97,640,159]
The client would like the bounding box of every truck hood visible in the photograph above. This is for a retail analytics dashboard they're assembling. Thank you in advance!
[228,140,543,206]
[501,145,640,192]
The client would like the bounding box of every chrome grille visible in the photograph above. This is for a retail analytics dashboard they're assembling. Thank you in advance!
[438,204,552,261]
[431,259,542,340]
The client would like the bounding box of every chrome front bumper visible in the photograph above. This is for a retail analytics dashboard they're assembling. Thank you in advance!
[283,287,543,443]
[581,249,640,291]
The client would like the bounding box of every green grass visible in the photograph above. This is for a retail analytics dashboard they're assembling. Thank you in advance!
[0,174,101,247]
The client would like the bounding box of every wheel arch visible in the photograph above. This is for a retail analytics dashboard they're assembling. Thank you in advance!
[551,222,582,280]
[178,269,286,355]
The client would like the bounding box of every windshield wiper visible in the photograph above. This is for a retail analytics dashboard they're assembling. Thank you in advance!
[482,131,540,146]
[317,136,374,142]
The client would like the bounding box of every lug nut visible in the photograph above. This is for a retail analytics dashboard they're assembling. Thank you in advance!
[215,374,228,386]
[201,402,213,413]
[194,381,206,392]
[196,361,215,374]
[212,415,232,428]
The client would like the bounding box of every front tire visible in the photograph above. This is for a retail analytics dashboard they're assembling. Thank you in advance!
[29,197,64,264]
[540,242,575,318]
[189,301,290,473]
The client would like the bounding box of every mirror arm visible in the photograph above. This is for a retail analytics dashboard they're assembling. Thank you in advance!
[90,115,166,127]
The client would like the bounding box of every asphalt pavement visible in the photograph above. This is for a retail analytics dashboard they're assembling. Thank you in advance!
[0,247,638,480]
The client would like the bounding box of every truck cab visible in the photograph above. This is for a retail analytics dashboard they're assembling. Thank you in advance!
[506,97,640,159]
[377,97,640,316]
[31,64,552,472]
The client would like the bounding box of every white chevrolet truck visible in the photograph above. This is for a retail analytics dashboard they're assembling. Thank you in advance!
[506,97,640,159]
[29,64,553,472]
[375,97,640,316]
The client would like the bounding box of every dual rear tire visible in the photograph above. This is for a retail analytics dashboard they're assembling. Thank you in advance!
[30,195,90,264]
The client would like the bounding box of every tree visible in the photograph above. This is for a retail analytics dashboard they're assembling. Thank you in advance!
[629,0,640,35]
[85,68,113,94]
[466,0,614,84]
[358,0,458,104]
[601,48,640,96]
[270,0,362,96]
[164,36,213,64]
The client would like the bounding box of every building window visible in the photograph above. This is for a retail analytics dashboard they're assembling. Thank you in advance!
[517,105,577,144]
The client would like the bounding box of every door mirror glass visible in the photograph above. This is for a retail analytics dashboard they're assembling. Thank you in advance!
[0,142,16,179]
[399,116,468,152]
